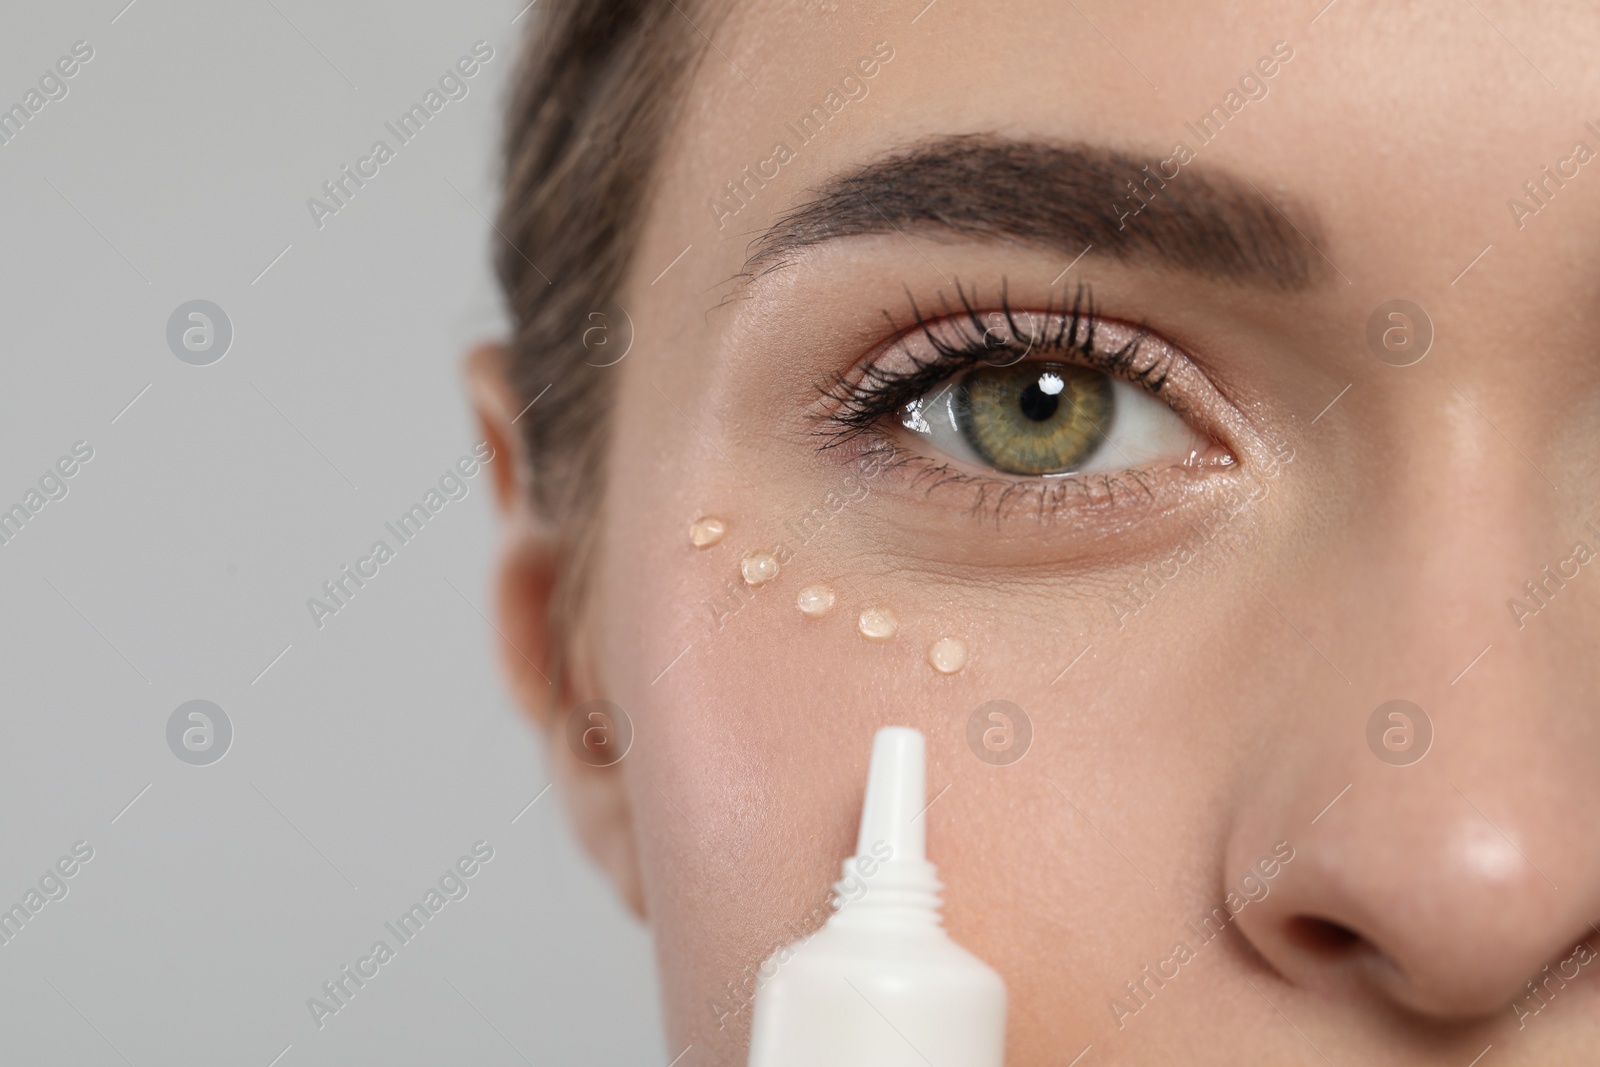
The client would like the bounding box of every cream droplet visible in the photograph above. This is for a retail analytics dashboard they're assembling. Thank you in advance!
[927,636,968,674]
[741,552,780,586]
[796,585,835,618]
[858,606,898,641]
[689,516,727,548]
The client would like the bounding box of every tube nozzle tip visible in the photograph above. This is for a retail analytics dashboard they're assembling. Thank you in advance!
[855,726,926,862]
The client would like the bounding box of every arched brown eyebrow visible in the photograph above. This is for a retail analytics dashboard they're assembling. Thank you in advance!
[740,135,1325,291]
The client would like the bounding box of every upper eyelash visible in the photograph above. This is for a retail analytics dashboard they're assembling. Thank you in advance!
[812,280,1174,450]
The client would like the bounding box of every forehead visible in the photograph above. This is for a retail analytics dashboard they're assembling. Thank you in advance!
[642,0,1600,303]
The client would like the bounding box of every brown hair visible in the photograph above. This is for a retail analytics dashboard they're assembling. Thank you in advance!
[495,1,712,668]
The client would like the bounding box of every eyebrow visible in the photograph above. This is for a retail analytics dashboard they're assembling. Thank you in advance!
[741,135,1324,290]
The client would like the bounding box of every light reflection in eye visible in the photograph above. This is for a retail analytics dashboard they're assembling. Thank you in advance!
[901,381,957,436]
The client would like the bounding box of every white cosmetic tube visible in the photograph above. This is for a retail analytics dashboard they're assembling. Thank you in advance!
[747,726,1007,1066]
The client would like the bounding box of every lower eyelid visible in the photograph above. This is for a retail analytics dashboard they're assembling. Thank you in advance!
[850,434,1202,526]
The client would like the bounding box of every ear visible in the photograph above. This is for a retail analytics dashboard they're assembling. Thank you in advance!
[464,342,647,919]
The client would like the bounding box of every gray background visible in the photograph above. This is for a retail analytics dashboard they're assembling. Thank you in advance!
[0,1,665,1063]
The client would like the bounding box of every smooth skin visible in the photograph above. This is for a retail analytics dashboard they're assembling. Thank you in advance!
[470,1,1600,1061]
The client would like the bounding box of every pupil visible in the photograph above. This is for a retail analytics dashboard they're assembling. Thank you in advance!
[1018,380,1059,422]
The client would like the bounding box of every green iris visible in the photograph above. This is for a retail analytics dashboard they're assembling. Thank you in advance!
[955,362,1115,475]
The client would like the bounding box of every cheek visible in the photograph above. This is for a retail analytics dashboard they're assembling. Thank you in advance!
[595,356,1273,1054]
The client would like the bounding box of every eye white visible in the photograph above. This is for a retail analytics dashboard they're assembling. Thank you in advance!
[899,370,1207,475]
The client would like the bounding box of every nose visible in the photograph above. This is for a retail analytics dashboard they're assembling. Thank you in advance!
[1227,391,1600,1020]
[1231,742,1600,1017]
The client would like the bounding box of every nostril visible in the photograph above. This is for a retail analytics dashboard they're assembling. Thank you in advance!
[1285,916,1365,957]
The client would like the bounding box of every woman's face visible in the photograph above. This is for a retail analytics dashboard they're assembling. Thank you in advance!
[486,1,1600,1061]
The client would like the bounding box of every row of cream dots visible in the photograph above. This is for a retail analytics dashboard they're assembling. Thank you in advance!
[690,515,968,674]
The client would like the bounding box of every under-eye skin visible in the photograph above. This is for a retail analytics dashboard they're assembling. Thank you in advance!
[813,282,1234,518]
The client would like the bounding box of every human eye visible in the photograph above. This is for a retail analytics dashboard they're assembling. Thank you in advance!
[815,282,1235,518]
[907,359,1207,477]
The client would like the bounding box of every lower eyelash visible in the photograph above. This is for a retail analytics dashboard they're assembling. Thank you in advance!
[846,436,1165,523]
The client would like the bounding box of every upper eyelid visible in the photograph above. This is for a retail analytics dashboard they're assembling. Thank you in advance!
[816,286,1188,436]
